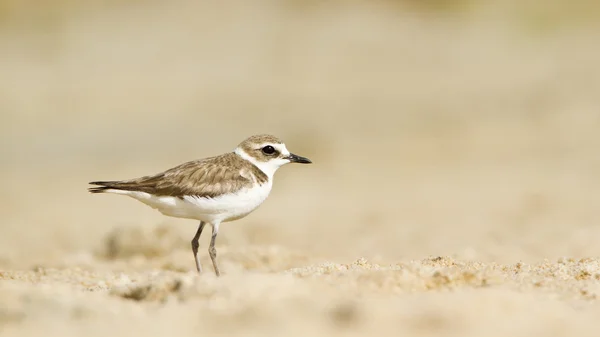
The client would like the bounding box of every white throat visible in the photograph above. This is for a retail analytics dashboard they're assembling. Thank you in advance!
[234,147,287,180]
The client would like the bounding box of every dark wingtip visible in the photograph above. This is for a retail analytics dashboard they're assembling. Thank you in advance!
[89,181,109,186]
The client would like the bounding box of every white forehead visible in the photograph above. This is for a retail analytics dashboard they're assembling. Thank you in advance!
[235,141,291,180]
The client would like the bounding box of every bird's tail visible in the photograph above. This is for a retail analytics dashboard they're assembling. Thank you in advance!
[88,176,160,194]
[88,181,124,193]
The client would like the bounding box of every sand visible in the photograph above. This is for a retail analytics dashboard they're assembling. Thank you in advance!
[2,1,600,336]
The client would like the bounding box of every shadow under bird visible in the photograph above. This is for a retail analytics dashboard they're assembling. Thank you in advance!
[88,134,312,276]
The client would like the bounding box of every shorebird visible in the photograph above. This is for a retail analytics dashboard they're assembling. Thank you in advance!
[89,134,311,276]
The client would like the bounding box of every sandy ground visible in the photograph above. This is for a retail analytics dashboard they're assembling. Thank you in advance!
[2,1,600,336]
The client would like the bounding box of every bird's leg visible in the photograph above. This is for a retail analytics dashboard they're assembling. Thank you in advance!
[209,223,221,277]
[191,221,206,273]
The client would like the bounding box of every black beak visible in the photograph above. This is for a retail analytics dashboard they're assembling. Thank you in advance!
[286,153,312,164]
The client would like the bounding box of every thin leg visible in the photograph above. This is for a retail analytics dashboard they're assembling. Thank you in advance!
[208,223,221,277]
[191,221,206,273]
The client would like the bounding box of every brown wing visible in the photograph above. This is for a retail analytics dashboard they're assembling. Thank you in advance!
[89,153,258,198]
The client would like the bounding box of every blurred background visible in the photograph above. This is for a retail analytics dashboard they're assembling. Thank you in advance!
[1,0,600,269]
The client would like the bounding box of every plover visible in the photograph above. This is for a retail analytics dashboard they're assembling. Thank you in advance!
[89,134,311,276]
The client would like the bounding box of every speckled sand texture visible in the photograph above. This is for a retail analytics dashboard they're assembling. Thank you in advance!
[3,232,600,337]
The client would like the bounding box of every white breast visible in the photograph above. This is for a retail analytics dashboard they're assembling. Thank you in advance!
[111,182,273,224]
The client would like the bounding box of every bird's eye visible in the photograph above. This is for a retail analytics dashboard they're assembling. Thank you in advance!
[261,145,276,155]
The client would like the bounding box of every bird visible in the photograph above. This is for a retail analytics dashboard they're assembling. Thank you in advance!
[88,134,312,276]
